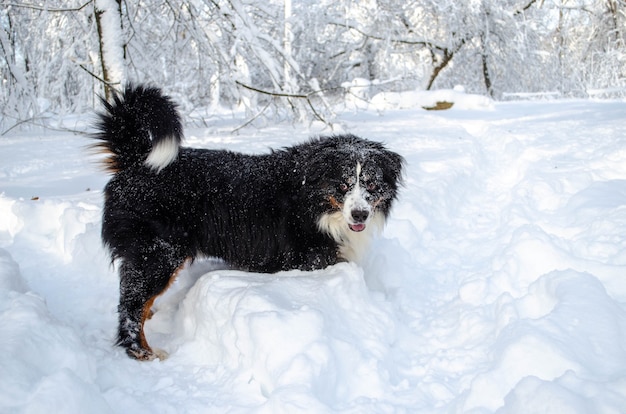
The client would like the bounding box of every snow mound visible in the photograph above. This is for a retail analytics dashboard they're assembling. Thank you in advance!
[340,79,493,112]
[0,248,26,293]
[0,248,110,413]
[371,86,494,111]
[155,263,395,410]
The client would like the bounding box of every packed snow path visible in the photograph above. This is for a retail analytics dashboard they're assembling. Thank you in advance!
[1,99,626,413]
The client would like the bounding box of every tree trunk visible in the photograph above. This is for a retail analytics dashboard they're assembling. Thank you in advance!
[426,39,466,90]
[426,49,453,90]
[94,0,125,101]
[284,0,293,92]
[481,51,493,97]
[606,0,624,46]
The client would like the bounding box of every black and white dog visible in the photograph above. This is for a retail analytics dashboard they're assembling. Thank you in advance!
[92,85,404,360]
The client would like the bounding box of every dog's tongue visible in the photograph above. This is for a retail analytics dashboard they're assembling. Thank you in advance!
[349,223,366,232]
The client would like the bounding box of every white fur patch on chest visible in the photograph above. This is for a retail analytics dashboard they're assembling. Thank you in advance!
[317,211,384,263]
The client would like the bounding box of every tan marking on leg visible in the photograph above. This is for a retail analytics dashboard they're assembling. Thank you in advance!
[137,259,190,361]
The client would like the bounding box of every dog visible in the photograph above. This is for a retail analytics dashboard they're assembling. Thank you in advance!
[92,85,404,360]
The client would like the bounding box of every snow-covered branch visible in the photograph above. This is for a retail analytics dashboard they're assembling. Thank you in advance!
[1,0,625,129]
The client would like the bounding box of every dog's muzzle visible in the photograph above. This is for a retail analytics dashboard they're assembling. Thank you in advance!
[349,209,369,232]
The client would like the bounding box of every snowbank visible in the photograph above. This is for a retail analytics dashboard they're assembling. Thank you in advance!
[370,86,494,111]
[156,263,395,410]
[1,100,626,413]
[341,79,494,111]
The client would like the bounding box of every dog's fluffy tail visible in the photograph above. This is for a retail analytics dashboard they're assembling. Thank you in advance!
[92,84,183,173]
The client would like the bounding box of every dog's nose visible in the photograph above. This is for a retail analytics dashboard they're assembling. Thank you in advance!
[351,209,369,223]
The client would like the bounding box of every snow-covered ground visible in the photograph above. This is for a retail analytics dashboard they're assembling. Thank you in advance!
[2,95,626,413]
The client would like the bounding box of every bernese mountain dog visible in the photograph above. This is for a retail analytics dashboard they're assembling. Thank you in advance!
[92,85,404,360]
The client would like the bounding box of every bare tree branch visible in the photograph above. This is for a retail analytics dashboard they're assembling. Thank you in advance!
[235,80,332,126]
[1,0,93,12]
[514,0,540,16]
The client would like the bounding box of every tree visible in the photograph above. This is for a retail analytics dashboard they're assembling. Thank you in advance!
[94,0,125,100]
[1,0,625,133]
[0,6,38,129]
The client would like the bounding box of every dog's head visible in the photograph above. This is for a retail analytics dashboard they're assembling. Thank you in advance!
[298,135,404,246]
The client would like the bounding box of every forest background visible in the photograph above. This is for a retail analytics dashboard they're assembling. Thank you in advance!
[1,0,625,132]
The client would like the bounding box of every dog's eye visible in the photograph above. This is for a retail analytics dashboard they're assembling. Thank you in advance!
[339,183,349,193]
[366,182,377,191]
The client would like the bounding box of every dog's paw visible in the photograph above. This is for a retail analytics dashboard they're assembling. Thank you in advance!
[153,348,169,360]
[127,346,168,361]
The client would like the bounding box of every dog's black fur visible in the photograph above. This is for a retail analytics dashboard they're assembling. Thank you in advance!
[92,85,404,360]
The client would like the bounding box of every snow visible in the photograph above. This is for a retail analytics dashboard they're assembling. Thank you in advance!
[342,82,494,112]
[370,86,495,111]
[2,95,626,413]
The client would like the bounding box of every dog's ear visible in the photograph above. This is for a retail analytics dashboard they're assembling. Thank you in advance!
[298,144,341,185]
[377,148,405,188]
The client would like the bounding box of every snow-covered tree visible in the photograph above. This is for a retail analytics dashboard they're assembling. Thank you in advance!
[94,0,125,100]
[1,0,625,131]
